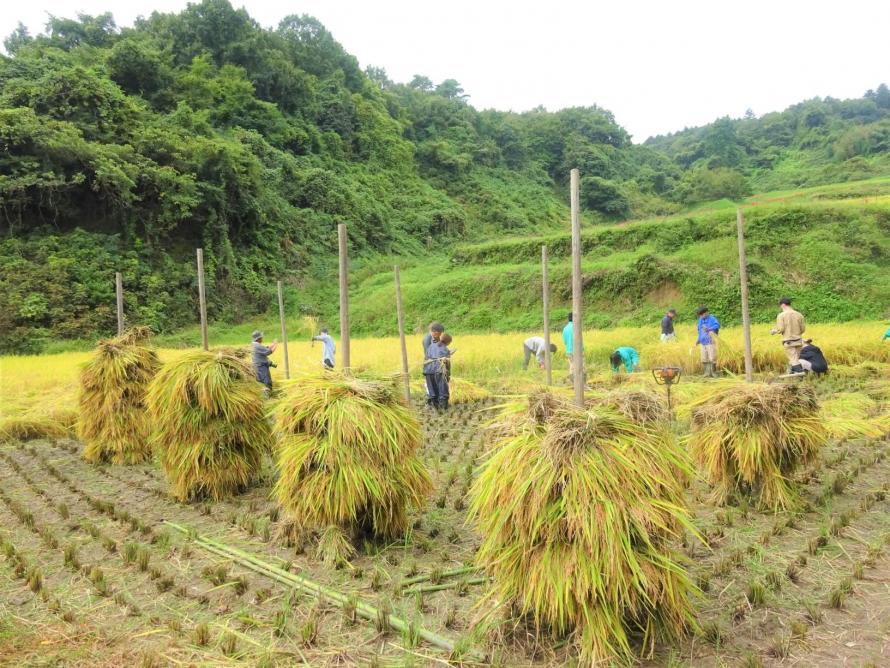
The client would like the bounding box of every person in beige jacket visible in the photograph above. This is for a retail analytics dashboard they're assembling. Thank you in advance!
[770,297,805,371]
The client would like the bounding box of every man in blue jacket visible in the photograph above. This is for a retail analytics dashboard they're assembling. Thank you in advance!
[696,306,721,378]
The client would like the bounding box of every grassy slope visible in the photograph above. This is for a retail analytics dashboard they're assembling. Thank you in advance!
[341,177,890,335]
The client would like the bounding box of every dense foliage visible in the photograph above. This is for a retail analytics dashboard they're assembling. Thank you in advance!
[1,0,888,351]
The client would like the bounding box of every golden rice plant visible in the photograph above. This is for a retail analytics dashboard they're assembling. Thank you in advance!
[78,327,161,464]
[272,374,431,554]
[0,412,75,442]
[688,383,828,510]
[470,391,697,664]
[146,349,271,501]
[410,377,491,404]
[449,378,491,404]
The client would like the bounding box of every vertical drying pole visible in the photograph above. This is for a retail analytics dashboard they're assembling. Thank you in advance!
[394,265,411,403]
[570,168,585,407]
[196,248,209,351]
[736,208,753,382]
[115,271,124,336]
[338,223,350,369]
[276,280,290,379]
[541,245,553,386]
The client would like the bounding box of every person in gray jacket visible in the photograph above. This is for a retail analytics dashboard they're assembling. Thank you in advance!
[251,330,278,390]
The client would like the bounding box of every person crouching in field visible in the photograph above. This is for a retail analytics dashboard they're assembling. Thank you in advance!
[251,330,278,390]
[424,333,453,409]
[799,339,829,376]
[770,297,805,373]
[610,347,640,375]
[696,306,720,378]
[523,336,557,370]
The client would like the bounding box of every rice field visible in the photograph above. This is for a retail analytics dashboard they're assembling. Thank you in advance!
[2,323,890,666]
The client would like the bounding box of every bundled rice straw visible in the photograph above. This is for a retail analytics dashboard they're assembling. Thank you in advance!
[78,327,161,464]
[593,388,670,424]
[272,374,431,559]
[470,390,696,664]
[688,383,827,510]
[146,349,271,501]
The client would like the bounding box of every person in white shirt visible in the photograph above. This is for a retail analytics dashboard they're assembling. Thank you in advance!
[522,336,557,370]
[311,328,336,368]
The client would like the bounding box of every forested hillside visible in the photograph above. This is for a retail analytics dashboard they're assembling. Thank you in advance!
[1,0,889,352]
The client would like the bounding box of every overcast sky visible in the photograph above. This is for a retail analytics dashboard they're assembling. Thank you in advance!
[3,0,889,141]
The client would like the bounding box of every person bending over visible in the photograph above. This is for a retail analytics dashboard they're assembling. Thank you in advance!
[523,336,557,370]
[609,347,640,374]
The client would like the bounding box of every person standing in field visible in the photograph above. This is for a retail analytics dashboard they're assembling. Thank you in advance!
[422,321,445,355]
[522,336,557,370]
[696,306,720,378]
[423,332,453,409]
[312,328,336,369]
[882,324,890,342]
[609,347,640,374]
[251,330,278,390]
[661,309,677,342]
[562,314,575,381]
[770,297,805,373]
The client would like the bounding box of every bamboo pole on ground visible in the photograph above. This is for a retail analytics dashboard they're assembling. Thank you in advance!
[196,248,209,351]
[338,224,350,369]
[394,265,411,403]
[276,280,290,379]
[736,209,753,382]
[541,245,553,385]
[570,169,584,407]
[115,272,124,336]
[164,522,481,659]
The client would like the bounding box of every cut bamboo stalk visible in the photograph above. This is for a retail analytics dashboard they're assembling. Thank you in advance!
[402,577,488,596]
[165,522,478,659]
[399,565,480,587]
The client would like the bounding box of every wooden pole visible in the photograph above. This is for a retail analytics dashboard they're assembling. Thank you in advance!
[541,245,553,386]
[196,248,209,351]
[570,169,585,407]
[114,271,124,336]
[338,223,350,369]
[394,265,411,403]
[276,280,290,379]
[736,208,753,382]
